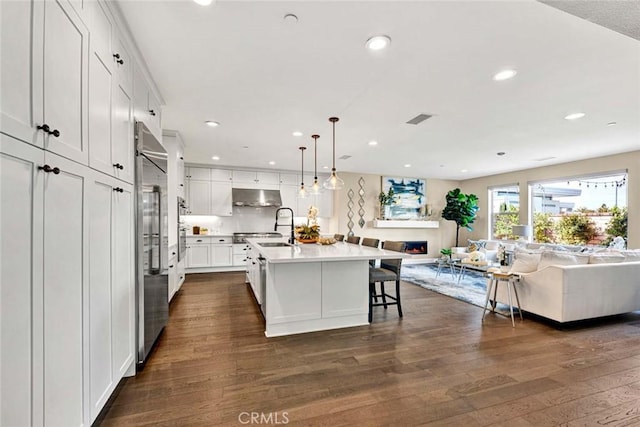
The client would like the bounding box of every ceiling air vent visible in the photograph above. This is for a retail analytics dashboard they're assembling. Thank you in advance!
[339,155,351,160]
[406,113,433,125]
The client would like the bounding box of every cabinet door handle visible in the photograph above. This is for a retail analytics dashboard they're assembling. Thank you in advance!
[113,187,124,193]
[113,163,124,170]
[37,124,50,133]
[180,156,184,160]
[196,239,202,242]
[50,128,60,137]
[180,184,184,187]
[39,164,60,175]
[116,59,124,65]
[218,239,225,242]
[113,53,121,59]
[172,251,176,255]
[149,109,156,116]
[169,265,174,268]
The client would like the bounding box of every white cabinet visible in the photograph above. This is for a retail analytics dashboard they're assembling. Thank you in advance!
[1,0,89,163]
[1,135,44,427]
[168,251,178,301]
[1,134,135,427]
[87,172,134,423]
[233,243,250,266]
[211,168,232,182]
[211,181,233,216]
[187,179,212,215]
[1,0,39,146]
[186,242,210,268]
[186,167,210,181]
[132,62,162,140]
[279,172,299,185]
[211,237,233,266]
[233,170,279,189]
[112,35,132,97]
[41,151,88,427]
[40,0,90,165]
[111,84,133,183]
[176,148,185,199]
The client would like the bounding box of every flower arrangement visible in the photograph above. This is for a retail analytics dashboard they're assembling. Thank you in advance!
[296,205,320,241]
[378,188,396,220]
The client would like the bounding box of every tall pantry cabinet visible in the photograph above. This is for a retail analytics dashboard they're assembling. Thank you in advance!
[0,0,161,425]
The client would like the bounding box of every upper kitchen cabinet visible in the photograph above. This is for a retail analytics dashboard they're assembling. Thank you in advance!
[211,168,232,182]
[232,170,279,189]
[186,166,211,181]
[1,0,89,165]
[86,0,133,184]
[133,63,162,142]
[279,173,299,186]
[112,35,132,97]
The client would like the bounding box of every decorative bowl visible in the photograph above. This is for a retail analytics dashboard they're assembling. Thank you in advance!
[316,237,337,245]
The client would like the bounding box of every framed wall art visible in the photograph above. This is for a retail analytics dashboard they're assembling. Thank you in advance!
[381,176,426,219]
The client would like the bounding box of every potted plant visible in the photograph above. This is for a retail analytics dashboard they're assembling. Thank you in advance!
[442,188,479,248]
[440,248,453,260]
[378,187,396,220]
[295,205,320,243]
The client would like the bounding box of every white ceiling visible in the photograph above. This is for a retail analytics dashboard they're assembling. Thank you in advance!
[116,0,640,180]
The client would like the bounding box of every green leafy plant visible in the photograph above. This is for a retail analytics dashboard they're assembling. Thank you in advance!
[493,205,519,239]
[442,188,479,247]
[533,212,556,243]
[440,248,452,259]
[378,188,396,219]
[556,213,597,245]
[604,206,627,246]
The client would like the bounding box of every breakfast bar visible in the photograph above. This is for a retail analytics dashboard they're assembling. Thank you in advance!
[245,238,409,337]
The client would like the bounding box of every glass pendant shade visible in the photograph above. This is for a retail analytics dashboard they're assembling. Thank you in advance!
[310,134,322,195]
[298,146,308,198]
[323,117,344,190]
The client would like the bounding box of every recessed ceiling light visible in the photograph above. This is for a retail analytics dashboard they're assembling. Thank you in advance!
[564,112,586,120]
[211,156,220,160]
[193,0,213,5]
[493,69,517,81]
[292,131,303,137]
[404,164,411,168]
[269,161,276,165]
[368,140,378,146]
[607,121,617,126]
[365,35,391,51]
[205,121,219,127]
[461,169,468,173]
[497,152,506,156]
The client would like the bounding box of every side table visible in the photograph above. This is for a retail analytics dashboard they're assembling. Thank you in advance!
[482,272,523,327]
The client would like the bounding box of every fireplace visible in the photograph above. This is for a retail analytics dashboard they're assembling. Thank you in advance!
[402,241,428,255]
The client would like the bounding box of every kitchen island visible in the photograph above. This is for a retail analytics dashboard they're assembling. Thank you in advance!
[245,238,409,337]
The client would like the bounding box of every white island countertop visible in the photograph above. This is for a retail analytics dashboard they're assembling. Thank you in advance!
[246,238,410,263]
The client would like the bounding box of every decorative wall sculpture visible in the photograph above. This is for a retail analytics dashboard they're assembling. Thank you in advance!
[357,177,365,228]
[347,188,355,236]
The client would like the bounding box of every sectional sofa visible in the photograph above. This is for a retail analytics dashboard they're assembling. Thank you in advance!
[493,249,640,323]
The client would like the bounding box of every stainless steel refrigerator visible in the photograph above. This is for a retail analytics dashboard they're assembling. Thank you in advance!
[135,122,169,367]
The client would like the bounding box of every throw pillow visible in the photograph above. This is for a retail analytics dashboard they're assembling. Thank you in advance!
[468,250,486,262]
[537,251,589,270]
[484,241,500,251]
[467,239,485,252]
[509,252,541,273]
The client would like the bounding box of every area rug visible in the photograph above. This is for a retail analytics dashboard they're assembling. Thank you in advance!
[401,263,514,315]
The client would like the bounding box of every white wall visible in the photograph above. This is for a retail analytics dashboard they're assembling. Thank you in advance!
[460,150,639,248]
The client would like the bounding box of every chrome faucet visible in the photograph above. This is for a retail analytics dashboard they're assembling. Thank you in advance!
[275,207,295,244]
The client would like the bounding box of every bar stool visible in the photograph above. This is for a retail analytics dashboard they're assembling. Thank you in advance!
[482,271,523,327]
[369,241,405,322]
[346,235,361,244]
[361,237,380,266]
[334,234,345,242]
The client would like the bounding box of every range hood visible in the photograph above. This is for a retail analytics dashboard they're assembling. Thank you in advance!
[232,188,282,207]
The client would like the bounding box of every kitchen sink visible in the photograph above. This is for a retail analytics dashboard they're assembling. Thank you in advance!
[258,242,292,248]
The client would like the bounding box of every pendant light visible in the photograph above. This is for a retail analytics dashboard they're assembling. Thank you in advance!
[310,134,322,195]
[298,146,308,198]
[323,117,344,190]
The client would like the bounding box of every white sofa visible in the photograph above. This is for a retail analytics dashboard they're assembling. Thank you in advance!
[494,251,640,323]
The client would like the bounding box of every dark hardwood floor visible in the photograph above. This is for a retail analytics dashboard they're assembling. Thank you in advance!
[98,272,640,426]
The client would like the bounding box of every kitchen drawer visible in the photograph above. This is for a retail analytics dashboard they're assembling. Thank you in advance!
[210,236,232,244]
[186,236,209,244]
[233,243,250,255]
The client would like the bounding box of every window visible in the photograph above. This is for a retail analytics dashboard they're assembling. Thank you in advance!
[530,172,628,246]
[489,185,520,239]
